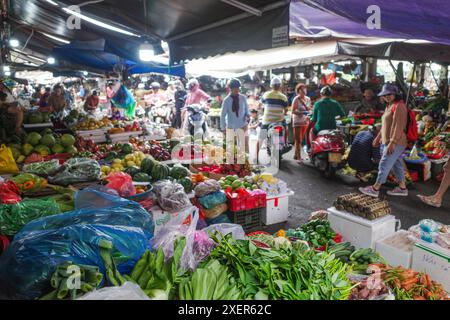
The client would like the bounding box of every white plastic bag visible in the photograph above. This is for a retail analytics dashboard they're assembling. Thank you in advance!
[202,223,245,240]
[77,282,150,300]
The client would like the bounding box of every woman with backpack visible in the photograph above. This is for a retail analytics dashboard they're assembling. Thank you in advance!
[359,84,409,197]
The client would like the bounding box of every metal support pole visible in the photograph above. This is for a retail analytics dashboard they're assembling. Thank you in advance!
[388,60,416,108]
[405,62,417,107]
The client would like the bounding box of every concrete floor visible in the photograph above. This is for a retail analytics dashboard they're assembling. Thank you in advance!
[262,148,450,231]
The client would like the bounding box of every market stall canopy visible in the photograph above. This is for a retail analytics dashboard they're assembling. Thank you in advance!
[336,41,450,64]
[185,38,396,78]
[52,40,185,77]
[291,0,450,45]
[8,0,290,65]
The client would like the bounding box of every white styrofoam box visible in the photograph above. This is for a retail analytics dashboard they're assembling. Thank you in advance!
[411,240,450,293]
[23,123,53,129]
[109,131,143,143]
[263,190,294,225]
[327,207,399,250]
[375,230,414,268]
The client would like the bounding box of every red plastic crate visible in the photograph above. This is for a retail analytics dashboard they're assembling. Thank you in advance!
[227,192,266,212]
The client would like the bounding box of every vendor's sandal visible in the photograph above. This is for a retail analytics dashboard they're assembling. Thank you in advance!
[417,195,442,208]
[297,159,304,165]
[359,186,379,198]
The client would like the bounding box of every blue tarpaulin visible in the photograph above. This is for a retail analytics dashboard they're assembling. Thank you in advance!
[291,0,450,45]
[53,39,185,77]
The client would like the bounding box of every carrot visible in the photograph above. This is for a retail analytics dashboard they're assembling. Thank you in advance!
[423,289,433,299]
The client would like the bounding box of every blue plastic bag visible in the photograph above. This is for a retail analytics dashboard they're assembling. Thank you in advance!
[0,189,154,300]
[15,188,154,239]
[0,224,151,300]
[198,191,227,209]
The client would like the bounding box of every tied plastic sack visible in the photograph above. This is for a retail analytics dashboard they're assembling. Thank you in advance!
[198,191,227,209]
[104,172,136,197]
[202,203,228,220]
[0,198,61,236]
[48,158,101,186]
[0,180,22,204]
[0,224,151,300]
[111,84,137,119]
[0,144,19,174]
[77,282,150,300]
[153,180,191,212]
[152,207,205,271]
[15,188,154,239]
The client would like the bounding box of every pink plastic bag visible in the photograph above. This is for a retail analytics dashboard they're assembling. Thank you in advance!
[105,172,136,197]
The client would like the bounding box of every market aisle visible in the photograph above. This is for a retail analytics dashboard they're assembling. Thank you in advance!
[270,150,450,230]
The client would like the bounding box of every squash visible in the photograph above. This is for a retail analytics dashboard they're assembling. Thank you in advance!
[140,157,155,175]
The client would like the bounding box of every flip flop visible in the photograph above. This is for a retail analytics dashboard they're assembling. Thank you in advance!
[417,195,442,208]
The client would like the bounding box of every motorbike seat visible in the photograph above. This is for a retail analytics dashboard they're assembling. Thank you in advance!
[317,130,333,136]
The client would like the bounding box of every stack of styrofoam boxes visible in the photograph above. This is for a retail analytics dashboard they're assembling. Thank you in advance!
[262,190,295,225]
[327,207,399,249]
[108,131,143,144]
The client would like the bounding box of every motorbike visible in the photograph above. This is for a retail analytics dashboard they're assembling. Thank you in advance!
[149,100,172,124]
[266,122,292,166]
[307,115,346,178]
[187,104,209,138]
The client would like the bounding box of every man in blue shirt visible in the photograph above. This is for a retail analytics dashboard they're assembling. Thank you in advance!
[221,79,249,163]
[348,124,381,181]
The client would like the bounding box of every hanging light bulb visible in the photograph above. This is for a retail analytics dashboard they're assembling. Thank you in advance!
[9,39,19,47]
[83,71,88,76]
[47,57,56,64]
[139,41,154,61]
[248,70,256,79]
[3,66,10,72]
[5,71,11,76]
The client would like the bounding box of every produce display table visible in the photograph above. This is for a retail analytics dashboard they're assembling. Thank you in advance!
[23,123,54,131]
[76,129,108,143]
[107,131,143,143]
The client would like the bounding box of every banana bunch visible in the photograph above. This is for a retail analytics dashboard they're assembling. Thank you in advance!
[350,248,385,274]
[328,242,355,263]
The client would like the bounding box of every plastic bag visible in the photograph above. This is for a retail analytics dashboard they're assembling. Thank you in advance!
[202,202,228,219]
[194,179,221,198]
[104,172,136,197]
[22,159,60,176]
[198,191,227,209]
[153,180,191,212]
[192,230,215,262]
[10,173,47,193]
[152,207,200,271]
[111,85,137,119]
[202,223,246,240]
[0,224,151,300]
[0,181,22,204]
[0,198,61,236]
[0,144,19,174]
[48,158,101,186]
[77,282,150,300]
[206,214,231,225]
[15,188,154,239]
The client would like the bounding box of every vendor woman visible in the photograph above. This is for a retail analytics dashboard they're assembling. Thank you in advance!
[355,88,385,114]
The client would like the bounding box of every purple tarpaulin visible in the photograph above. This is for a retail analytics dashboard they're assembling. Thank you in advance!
[290,0,450,45]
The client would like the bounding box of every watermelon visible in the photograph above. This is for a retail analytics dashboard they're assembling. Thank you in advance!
[26,132,42,146]
[61,134,76,147]
[169,165,190,179]
[125,166,141,177]
[140,157,155,175]
[133,172,152,182]
[40,134,56,147]
[178,177,193,193]
[151,163,170,180]
[121,143,133,155]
